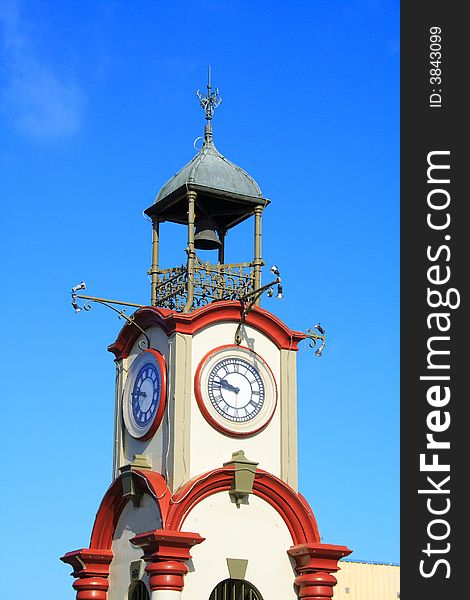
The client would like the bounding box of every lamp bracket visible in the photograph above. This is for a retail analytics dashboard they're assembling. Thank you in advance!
[234,276,282,345]
[304,326,327,357]
[70,289,150,350]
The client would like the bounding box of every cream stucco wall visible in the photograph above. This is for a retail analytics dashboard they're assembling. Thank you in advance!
[188,321,282,484]
[182,490,297,599]
[114,316,299,493]
[108,493,162,600]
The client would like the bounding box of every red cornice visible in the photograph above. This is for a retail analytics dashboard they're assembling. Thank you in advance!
[60,548,114,600]
[130,530,205,592]
[60,548,114,578]
[287,542,352,569]
[108,301,306,360]
[131,529,205,562]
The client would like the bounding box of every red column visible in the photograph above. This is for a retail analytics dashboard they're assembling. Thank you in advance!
[130,529,205,593]
[60,548,114,600]
[288,543,352,600]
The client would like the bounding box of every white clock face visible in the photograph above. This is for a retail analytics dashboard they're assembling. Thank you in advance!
[207,357,265,422]
[195,345,277,437]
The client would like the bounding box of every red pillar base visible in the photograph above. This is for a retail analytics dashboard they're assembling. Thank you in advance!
[61,548,114,600]
[131,529,205,593]
[288,543,352,600]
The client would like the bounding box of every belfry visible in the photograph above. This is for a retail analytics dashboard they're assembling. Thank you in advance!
[62,73,351,600]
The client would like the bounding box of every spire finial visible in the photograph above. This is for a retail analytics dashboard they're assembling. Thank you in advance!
[196,65,222,123]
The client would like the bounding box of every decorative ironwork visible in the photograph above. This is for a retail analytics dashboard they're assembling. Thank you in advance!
[196,65,222,122]
[305,323,327,356]
[70,283,150,350]
[153,264,188,310]
[234,271,283,345]
[153,258,255,312]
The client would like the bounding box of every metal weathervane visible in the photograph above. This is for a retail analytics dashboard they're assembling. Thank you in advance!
[196,65,222,122]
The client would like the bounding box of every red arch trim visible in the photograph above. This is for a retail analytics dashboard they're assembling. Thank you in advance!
[166,467,320,545]
[90,470,170,550]
[108,301,306,360]
[88,467,319,550]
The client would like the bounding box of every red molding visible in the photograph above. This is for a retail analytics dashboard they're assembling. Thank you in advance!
[90,470,170,550]
[194,344,278,438]
[87,466,320,551]
[287,543,352,570]
[60,548,114,577]
[108,301,306,360]
[166,467,320,545]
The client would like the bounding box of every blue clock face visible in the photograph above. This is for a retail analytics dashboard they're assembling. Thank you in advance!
[131,362,161,428]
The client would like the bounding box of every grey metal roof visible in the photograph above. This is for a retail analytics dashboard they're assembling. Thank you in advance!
[155,130,264,204]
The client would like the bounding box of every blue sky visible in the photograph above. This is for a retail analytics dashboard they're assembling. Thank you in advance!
[0,1,399,598]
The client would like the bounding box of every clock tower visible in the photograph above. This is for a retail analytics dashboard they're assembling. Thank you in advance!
[61,76,351,600]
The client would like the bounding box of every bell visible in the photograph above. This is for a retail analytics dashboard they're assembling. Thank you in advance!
[194,218,222,250]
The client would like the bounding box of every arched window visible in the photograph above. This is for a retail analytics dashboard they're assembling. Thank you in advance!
[209,579,264,600]
[128,581,150,600]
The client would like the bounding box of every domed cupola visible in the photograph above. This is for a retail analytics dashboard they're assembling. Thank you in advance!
[144,70,270,312]
[145,76,268,235]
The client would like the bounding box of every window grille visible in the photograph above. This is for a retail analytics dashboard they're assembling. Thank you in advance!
[209,579,263,600]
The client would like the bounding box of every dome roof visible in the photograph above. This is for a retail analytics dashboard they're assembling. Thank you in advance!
[145,124,268,231]
[155,128,263,203]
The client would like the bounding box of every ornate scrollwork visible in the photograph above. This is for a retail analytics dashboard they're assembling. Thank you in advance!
[153,259,255,312]
[305,324,327,356]
[196,87,222,122]
[70,285,150,349]
[196,66,222,122]
[153,265,188,311]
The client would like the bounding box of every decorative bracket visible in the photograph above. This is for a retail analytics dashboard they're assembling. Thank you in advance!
[70,282,150,350]
[304,323,327,357]
[234,265,283,345]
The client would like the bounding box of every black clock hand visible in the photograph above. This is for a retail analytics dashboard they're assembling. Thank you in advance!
[214,378,240,394]
[131,390,147,399]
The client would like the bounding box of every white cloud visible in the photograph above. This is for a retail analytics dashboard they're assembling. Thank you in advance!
[0,0,86,141]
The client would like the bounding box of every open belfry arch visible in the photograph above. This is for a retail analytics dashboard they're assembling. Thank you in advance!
[62,71,351,600]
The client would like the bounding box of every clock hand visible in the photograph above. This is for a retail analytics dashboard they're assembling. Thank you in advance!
[131,391,147,399]
[215,378,240,394]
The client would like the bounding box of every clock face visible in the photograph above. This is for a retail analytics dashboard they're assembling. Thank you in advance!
[131,361,161,427]
[195,345,277,437]
[207,357,265,422]
[123,349,167,440]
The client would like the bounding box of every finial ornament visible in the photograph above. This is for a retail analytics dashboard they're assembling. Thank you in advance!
[196,65,222,122]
